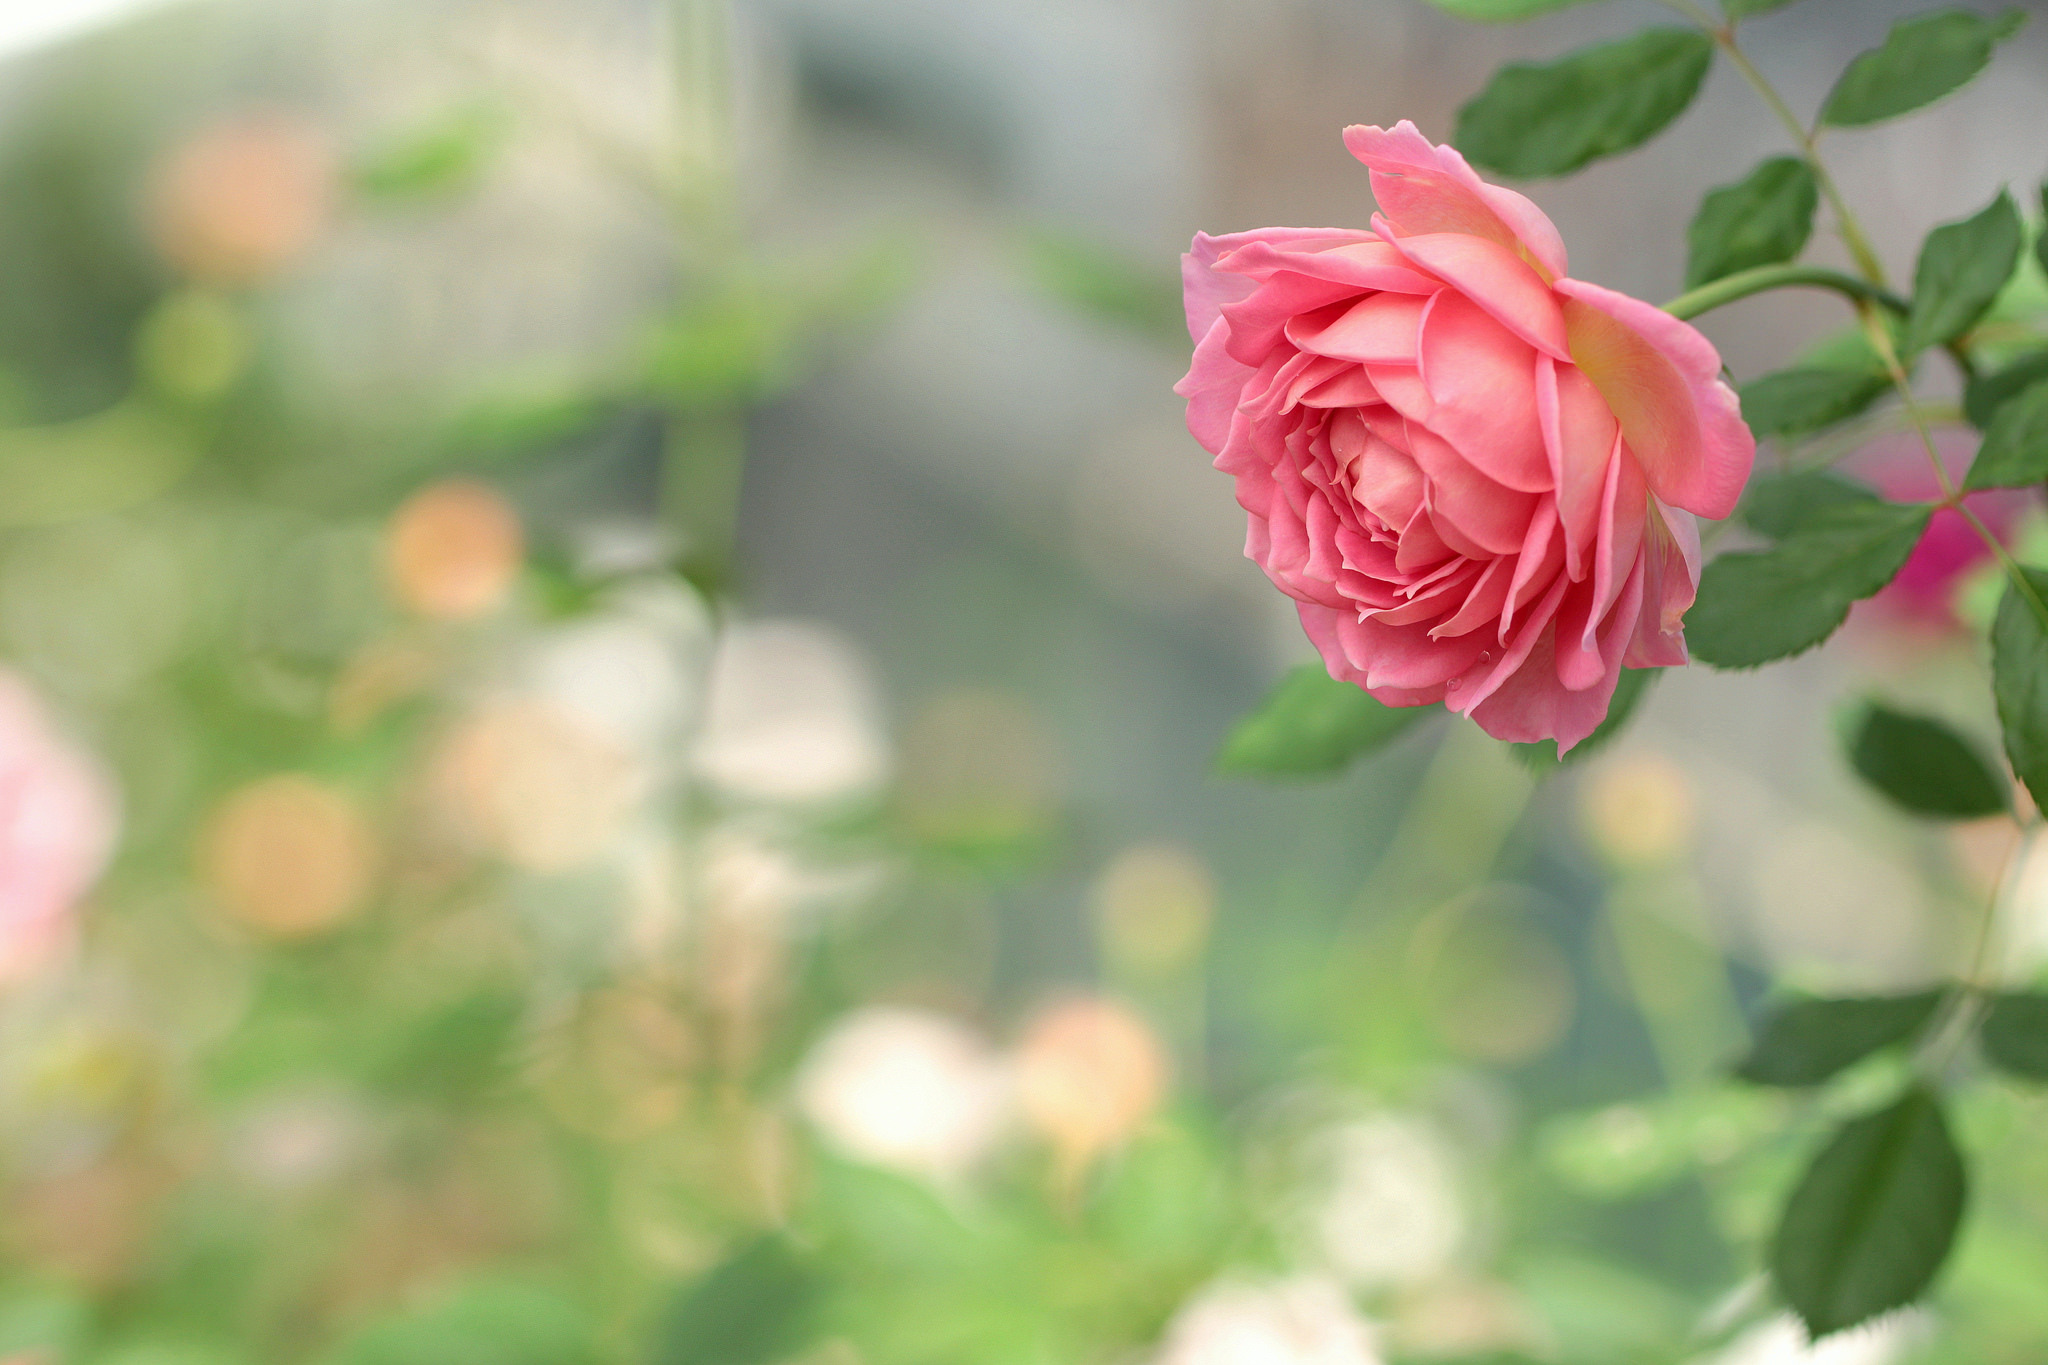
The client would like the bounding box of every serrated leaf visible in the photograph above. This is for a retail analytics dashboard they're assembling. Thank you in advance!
[1454,28,1714,179]
[1686,157,1819,288]
[1424,0,1593,19]
[1819,8,2026,128]
[1512,665,1655,769]
[1979,992,2048,1079]
[1687,500,1933,669]
[1905,190,2021,355]
[1741,469,1879,540]
[1735,991,1945,1086]
[1965,379,2048,491]
[1739,367,1889,438]
[1771,1088,1966,1337]
[654,1237,824,1365]
[1991,567,2048,813]
[1848,704,2008,818]
[1216,665,1426,777]
[1963,347,2048,429]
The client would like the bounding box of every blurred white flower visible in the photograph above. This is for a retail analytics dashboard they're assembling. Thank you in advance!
[695,620,887,805]
[795,1006,1009,1182]
[0,671,116,978]
[1296,1114,1465,1291]
[1156,1277,1382,1365]
[1707,1313,1920,1365]
[527,577,710,760]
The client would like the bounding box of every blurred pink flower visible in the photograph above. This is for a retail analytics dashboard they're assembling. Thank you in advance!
[1176,122,1753,751]
[0,671,115,975]
[1847,431,2024,627]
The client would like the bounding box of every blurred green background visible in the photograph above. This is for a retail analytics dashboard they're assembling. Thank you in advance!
[4,0,2048,1362]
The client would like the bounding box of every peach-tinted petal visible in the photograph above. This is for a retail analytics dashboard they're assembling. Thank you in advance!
[1379,228,1570,360]
[1416,293,1551,493]
[1556,278,1754,520]
[1446,570,1571,717]
[1626,499,1699,668]
[1431,556,1515,638]
[1586,440,1648,648]
[1535,355,1619,581]
[1342,121,1568,281]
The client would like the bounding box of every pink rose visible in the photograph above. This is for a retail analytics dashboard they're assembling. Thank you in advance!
[1849,431,2021,628]
[0,671,116,977]
[1177,122,1755,751]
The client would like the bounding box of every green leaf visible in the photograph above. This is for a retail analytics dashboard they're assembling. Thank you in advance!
[1770,1088,1967,1337]
[1216,665,1427,777]
[1423,0,1593,18]
[1904,190,2022,355]
[1963,347,2048,429]
[1979,992,2048,1079]
[1740,469,1878,540]
[1991,566,2048,812]
[1739,367,1889,438]
[654,1236,825,1365]
[1685,158,1818,288]
[1847,704,2010,818]
[1512,666,1655,769]
[1686,500,1933,669]
[1453,29,1715,179]
[1724,0,1801,16]
[1965,379,2048,491]
[1734,991,1945,1086]
[1819,8,2027,128]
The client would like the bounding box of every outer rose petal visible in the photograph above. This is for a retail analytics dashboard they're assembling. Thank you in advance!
[1183,228,1374,343]
[1343,121,1568,281]
[1555,278,1754,520]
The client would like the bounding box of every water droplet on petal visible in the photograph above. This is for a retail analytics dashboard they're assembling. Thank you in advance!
[1478,651,1493,664]
[1445,678,1461,692]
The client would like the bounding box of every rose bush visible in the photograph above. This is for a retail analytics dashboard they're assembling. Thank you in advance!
[1178,122,1755,750]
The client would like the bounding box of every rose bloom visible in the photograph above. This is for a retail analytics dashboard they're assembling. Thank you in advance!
[1179,122,1754,750]
[0,671,116,975]
[1848,431,2021,628]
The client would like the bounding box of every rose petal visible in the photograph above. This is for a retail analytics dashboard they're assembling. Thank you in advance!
[1557,278,1754,520]
[1219,238,1439,294]
[1535,355,1619,581]
[1379,228,1570,361]
[1342,121,1569,281]
[1184,227,1373,341]
[1288,291,1430,365]
[1416,293,1551,493]
[1406,423,1537,555]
